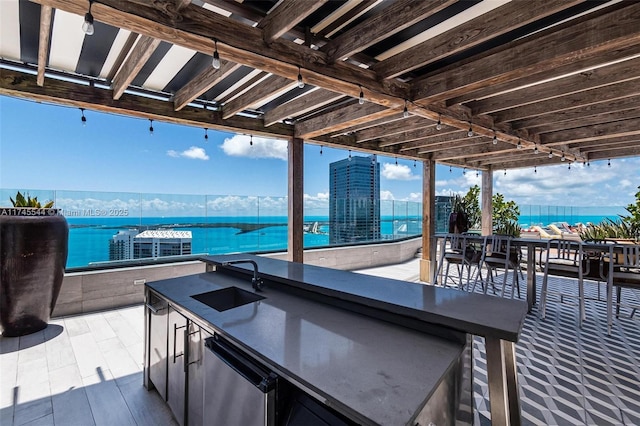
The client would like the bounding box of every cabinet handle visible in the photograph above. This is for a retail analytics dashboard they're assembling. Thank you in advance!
[173,323,186,363]
[184,329,189,373]
[186,328,201,369]
[145,303,166,314]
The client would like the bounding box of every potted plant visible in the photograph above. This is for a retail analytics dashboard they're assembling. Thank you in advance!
[1,191,68,336]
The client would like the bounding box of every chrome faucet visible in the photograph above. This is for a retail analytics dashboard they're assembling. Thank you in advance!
[221,259,264,291]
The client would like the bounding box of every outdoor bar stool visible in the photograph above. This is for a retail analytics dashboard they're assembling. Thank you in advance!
[539,239,591,326]
[434,233,481,289]
[603,243,640,334]
[473,235,521,298]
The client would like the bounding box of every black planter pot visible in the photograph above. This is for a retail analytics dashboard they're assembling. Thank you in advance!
[1,211,68,337]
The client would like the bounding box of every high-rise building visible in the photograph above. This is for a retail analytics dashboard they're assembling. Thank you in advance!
[329,155,380,244]
[109,229,138,261]
[133,230,192,259]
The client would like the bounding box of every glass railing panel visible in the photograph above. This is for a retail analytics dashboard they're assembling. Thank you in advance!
[205,195,260,254]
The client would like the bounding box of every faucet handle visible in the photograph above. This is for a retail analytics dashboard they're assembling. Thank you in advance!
[252,277,264,292]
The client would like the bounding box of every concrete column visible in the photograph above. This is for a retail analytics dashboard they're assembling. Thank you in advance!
[482,169,493,236]
[288,138,304,263]
[420,159,436,283]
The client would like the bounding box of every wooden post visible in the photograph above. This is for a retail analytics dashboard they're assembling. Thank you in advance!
[420,159,436,283]
[288,138,304,263]
[482,169,493,236]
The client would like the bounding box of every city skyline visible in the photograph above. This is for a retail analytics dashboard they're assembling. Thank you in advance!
[1,96,639,208]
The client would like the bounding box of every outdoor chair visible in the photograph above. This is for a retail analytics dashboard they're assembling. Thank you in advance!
[434,233,482,290]
[473,235,521,299]
[603,243,640,332]
[539,239,592,327]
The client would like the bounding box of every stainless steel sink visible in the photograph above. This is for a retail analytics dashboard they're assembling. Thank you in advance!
[191,287,265,312]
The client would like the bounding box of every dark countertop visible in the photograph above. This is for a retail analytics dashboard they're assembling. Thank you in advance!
[147,271,464,426]
[202,254,527,342]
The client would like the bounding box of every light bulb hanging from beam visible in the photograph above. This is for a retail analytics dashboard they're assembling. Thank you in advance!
[82,0,94,35]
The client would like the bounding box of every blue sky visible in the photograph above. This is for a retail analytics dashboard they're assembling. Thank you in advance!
[1,95,638,210]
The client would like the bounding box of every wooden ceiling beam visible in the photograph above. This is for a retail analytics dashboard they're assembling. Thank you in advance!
[294,102,397,139]
[540,118,640,145]
[0,68,292,139]
[470,56,640,115]
[512,94,640,130]
[568,134,640,150]
[173,60,243,111]
[412,2,640,103]
[263,88,344,127]
[355,116,434,143]
[374,0,583,80]
[322,0,455,63]
[223,74,298,119]
[326,113,407,139]
[376,125,458,148]
[447,44,640,106]
[258,0,328,42]
[398,131,471,152]
[37,5,53,87]
[34,0,409,104]
[218,71,268,104]
[583,144,640,161]
[529,108,640,135]
[314,0,378,39]
[493,80,640,123]
[430,143,520,161]
[111,35,161,100]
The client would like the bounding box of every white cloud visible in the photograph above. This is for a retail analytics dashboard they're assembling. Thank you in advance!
[166,146,209,160]
[407,192,422,202]
[220,135,288,160]
[381,163,419,180]
[304,192,330,212]
[380,190,395,200]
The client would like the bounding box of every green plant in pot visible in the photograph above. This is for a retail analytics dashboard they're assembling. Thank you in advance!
[1,191,68,336]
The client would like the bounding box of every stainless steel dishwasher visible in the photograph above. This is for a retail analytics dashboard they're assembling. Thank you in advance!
[203,335,277,426]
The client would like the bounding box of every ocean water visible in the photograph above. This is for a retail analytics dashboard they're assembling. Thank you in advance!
[65,216,420,268]
[65,212,622,269]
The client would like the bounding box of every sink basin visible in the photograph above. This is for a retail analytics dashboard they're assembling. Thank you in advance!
[191,287,265,312]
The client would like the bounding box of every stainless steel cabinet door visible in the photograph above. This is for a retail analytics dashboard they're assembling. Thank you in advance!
[186,324,212,426]
[168,307,187,426]
[148,294,168,400]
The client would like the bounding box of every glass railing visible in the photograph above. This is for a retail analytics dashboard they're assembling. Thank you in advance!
[517,204,625,228]
[1,189,424,269]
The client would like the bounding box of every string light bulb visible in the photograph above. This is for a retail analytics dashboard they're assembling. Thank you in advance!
[249,134,253,146]
[204,128,208,141]
[358,85,364,105]
[403,100,409,118]
[504,169,507,176]
[149,119,154,136]
[320,145,323,155]
[436,116,442,131]
[534,145,539,154]
[608,158,611,167]
[82,0,94,36]
[463,168,466,176]
[212,39,221,69]
[395,157,398,166]
[548,152,553,159]
[297,67,304,89]
[587,161,590,167]
[348,150,352,161]
[534,166,537,174]
[467,122,473,137]
[80,108,86,126]
[413,160,417,168]
[516,139,522,150]
[449,166,452,173]
[492,132,497,145]
[561,152,566,162]
[568,162,571,170]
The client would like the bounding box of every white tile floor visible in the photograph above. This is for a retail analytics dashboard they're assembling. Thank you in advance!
[2,259,638,426]
[0,306,176,426]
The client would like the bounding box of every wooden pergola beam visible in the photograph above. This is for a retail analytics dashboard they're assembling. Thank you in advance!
[528,108,640,135]
[376,125,457,148]
[540,118,640,145]
[322,0,455,63]
[412,2,640,103]
[223,74,298,119]
[0,68,292,139]
[37,5,53,87]
[263,88,344,127]
[173,60,243,111]
[374,0,583,79]
[398,131,470,152]
[356,116,434,143]
[258,0,328,42]
[111,36,161,100]
[295,102,397,139]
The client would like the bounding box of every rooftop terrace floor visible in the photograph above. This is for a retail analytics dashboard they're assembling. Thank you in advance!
[1,259,639,425]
